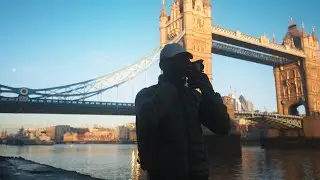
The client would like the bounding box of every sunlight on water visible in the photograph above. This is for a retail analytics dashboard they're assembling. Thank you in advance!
[1,144,320,180]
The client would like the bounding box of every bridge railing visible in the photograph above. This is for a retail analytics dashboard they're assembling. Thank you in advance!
[234,111,304,119]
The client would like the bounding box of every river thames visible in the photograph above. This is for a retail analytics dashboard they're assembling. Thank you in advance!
[1,144,320,180]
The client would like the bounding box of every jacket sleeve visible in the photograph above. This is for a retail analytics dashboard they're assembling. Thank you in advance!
[135,82,178,132]
[198,89,231,136]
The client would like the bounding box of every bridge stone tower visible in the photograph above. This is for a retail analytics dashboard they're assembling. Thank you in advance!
[160,0,213,81]
[274,22,320,115]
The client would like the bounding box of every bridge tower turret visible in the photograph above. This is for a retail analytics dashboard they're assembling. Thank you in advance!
[274,21,320,116]
[160,0,168,48]
[203,0,211,17]
[159,0,213,81]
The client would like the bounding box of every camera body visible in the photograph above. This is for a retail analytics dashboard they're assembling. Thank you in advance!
[186,59,204,78]
[192,60,205,73]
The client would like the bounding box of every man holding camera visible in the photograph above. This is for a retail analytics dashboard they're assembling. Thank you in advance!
[135,43,231,180]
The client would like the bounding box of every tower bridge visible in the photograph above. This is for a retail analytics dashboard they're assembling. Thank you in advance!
[1,0,320,133]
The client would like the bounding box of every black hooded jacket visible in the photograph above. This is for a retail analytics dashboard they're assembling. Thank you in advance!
[135,77,231,179]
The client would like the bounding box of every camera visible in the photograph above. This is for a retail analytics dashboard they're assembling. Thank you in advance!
[192,60,204,73]
[186,59,204,77]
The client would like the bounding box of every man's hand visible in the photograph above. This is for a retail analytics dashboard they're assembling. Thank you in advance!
[187,73,213,92]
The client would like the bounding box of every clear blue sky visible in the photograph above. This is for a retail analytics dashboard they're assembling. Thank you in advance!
[0,0,319,133]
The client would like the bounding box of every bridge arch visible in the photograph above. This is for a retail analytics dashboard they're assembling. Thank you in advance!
[281,97,306,116]
[288,98,306,116]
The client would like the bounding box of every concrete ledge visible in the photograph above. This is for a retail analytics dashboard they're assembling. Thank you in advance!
[0,156,103,180]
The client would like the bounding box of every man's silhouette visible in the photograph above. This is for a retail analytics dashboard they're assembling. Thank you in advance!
[135,43,231,180]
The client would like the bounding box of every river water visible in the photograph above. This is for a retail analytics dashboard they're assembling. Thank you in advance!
[1,144,320,180]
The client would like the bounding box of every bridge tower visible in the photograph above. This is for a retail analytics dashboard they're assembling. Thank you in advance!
[159,0,213,81]
[274,21,320,115]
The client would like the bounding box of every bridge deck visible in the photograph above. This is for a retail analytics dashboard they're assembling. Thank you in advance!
[0,99,135,116]
[211,41,294,66]
[211,26,305,62]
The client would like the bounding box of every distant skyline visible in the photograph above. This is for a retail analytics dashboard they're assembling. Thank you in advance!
[0,114,134,134]
[0,116,134,135]
[0,0,319,131]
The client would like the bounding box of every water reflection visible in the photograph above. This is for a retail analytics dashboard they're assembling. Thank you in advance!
[263,149,320,180]
[1,145,320,180]
[130,149,148,180]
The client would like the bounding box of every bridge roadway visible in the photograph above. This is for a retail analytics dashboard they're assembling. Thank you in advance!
[0,97,303,122]
[0,97,135,116]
